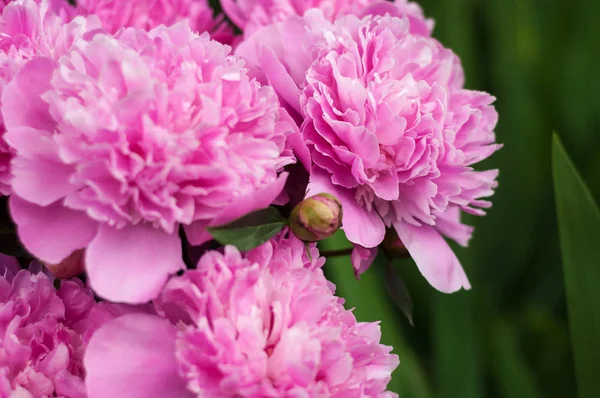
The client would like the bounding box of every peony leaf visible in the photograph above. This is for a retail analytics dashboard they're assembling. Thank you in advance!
[552,133,600,398]
[385,260,414,326]
[208,206,287,251]
[490,319,542,398]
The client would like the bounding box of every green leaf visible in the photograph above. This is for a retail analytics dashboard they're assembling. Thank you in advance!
[207,207,287,251]
[433,290,482,398]
[552,133,600,398]
[490,319,543,398]
[385,261,414,326]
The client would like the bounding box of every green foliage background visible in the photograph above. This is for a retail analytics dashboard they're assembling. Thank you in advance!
[319,0,600,397]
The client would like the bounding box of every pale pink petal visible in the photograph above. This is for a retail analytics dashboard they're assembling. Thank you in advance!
[7,127,74,206]
[359,1,434,36]
[10,195,97,264]
[2,57,57,131]
[307,169,385,248]
[394,221,470,293]
[86,223,184,303]
[84,313,192,398]
[235,16,312,115]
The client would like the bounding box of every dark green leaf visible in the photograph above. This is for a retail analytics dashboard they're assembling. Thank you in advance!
[552,133,600,398]
[385,261,414,326]
[208,207,287,251]
[433,290,482,398]
[490,319,543,398]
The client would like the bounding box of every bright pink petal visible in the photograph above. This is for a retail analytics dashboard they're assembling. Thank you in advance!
[186,173,289,245]
[394,221,470,293]
[307,169,385,248]
[2,57,57,131]
[86,223,184,303]
[84,313,192,398]
[10,195,97,264]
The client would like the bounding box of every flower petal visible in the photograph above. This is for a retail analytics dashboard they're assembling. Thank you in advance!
[10,195,97,264]
[84,313,192,398]
[2,57,57,131]
[394,221,470,293]
[86,223,184,303]
[7,127,74,206]
[351,245,378,277]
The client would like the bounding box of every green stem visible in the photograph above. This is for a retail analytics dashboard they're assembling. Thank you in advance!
[320,247,353,257]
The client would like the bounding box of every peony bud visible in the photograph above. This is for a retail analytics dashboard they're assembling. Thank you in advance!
[290,193,342,242]
[44,249,85,279]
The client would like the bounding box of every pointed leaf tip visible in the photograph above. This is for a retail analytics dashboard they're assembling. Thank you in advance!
[552,132,600,398]
[208,206,287,251]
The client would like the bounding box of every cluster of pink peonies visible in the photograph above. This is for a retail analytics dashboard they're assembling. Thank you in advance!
[0,0,499,396]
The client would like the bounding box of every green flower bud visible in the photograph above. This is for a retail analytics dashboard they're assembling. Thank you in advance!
[290,193,343,242]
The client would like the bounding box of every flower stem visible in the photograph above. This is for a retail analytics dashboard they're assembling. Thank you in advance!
[320,247,353,257]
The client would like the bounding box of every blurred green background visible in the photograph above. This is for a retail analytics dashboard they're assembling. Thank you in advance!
[319,0,600,397]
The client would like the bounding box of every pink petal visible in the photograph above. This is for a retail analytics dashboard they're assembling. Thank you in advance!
[258,44,302,115]
[359,1,433,36]
[433,207,473,247]
[185,173,289,246]
[84,313,192,398]
[86,223,184,303]
[7,127,74,206]
[351,245,378,277]
[219,0,248,30]
[10,195,97,264]
[394,221,471,293]
[2,57,57,131]
[279,107,311,172]
[307,169,384,248]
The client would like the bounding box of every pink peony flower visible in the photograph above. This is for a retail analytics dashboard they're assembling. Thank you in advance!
[84,233,399,397]
[74,0,235,44]
[0,0,99,196]
[237,10,501,293]
[358,0,434,36]
[0,257,94,397]
[221,0,375,37]
[3,22,294,304]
